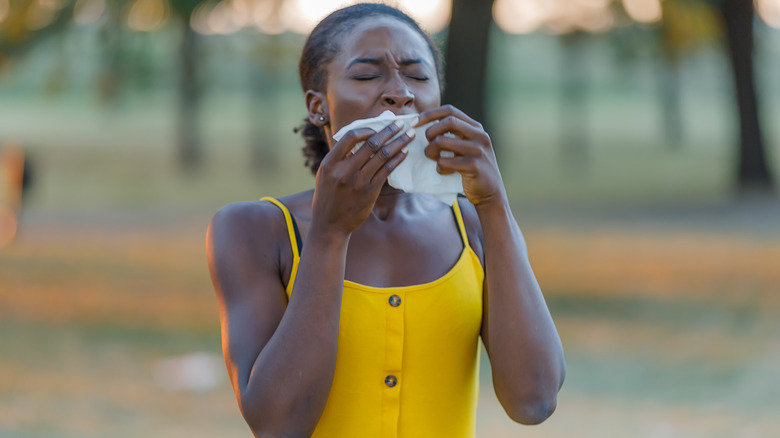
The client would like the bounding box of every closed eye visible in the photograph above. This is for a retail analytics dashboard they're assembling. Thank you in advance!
[353,75,380,81]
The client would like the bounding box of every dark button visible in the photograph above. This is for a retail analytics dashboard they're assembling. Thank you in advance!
[385,375,398,387]
[389,295,402,307]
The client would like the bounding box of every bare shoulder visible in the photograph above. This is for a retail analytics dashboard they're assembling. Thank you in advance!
[206,190,316,287]
[211,200,284,229]
[456,196,485,263]
[206,196,305,299]
[208,189,313,251]
[208,200,286,259]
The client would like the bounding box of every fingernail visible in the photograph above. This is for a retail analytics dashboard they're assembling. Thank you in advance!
[411,116,419,127]
[394,120,405,130]
[402,146,409,154]
[406,128,415,138]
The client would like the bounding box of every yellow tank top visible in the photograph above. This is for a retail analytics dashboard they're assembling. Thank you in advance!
[262,197,484,438]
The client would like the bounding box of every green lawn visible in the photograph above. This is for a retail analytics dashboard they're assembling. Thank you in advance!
[1,90,779,436]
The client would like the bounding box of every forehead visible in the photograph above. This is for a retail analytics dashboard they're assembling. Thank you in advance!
[333,16,434,66]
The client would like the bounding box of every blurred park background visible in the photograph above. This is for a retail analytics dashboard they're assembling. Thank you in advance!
[1,0,780,436]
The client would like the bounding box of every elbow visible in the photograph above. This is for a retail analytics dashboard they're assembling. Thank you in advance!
[501,367,565,425]
[505,392,558,425]
[241,408,286,438]
[238,397,269,437]
[239,392,313,438]
[238,394,284,438]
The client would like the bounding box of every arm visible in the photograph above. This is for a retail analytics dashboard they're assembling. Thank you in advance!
[418,105,565,425]
[207,202,349,437]
[475,200,565,424]
[206,122,414,437]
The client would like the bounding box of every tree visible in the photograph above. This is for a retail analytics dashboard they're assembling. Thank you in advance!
[559,31,589,167]
[652,0,774,192]
[654,0,719,150]
[442,0,494,136]
[248,33,283,171]
[169,0,205,171]
[98,0,126,103]
[716,0,774,193]
[613,0,774,192]
[0,0,76,65]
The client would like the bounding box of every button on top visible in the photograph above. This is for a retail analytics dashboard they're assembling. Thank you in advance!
[385,375,398,387]
[389,295,402,307]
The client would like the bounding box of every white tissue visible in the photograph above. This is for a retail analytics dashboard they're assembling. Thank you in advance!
[332,110,463,204]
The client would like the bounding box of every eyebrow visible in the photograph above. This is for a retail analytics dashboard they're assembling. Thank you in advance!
[348,57,428,68]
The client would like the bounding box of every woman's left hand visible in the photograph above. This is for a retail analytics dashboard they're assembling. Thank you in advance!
[416,105,507,207]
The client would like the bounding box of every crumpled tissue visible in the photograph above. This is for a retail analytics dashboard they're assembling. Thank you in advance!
[332,110,463,204]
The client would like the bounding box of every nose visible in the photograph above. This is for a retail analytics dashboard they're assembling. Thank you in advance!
[381,75,414,108]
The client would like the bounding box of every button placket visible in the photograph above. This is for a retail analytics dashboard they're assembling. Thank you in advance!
[381,291,405,437]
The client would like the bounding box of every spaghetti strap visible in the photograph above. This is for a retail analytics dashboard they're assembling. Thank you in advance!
[261,197,300,259]
[260,197,300,297]
[451,197,471,250]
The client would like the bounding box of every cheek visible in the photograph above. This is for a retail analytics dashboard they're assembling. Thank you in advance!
[415,85,441,110]
[327,84,379,128]
[425,92,441,107]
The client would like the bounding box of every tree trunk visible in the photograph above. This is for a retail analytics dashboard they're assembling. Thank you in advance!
[178,24,202,172]
[718,0,774,193]
[658,53,683,150]
[560,32,588,168]
[249,34,281,172]
[99,1,123,104]
[442,0,494,133]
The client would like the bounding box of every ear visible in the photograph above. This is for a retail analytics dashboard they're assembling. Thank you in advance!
[305,90,329,127]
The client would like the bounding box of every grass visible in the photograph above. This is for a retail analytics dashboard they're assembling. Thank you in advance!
[2,201,779,437]
[1,90,779,436]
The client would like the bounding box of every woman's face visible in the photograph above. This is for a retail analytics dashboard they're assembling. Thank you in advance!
[314,17,441,146]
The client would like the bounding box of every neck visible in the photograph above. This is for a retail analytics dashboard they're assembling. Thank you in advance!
[371,184,407,221]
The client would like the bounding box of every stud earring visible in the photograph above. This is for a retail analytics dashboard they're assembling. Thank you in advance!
[319,116,326,122]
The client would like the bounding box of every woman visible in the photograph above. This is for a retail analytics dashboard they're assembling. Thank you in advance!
[206,4,565,437]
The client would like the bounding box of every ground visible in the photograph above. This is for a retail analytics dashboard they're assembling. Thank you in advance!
[0,90,779,436]
[1,197,778,437]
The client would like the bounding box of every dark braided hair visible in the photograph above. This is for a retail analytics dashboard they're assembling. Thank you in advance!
[296,3,445,175]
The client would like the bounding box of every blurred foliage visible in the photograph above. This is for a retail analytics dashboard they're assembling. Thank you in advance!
[168,0,199,17]
[606,0,723,61]
[0,0,75,65]
[0,0,776,188]
[661,0,721,56]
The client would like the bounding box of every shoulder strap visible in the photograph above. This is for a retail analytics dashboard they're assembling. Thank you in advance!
[261,197,301,298]
[451,197,471,250]
[260,197,301,259]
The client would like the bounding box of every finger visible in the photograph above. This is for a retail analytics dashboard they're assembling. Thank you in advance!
[331,127,381,160]
[361,126,416,178]
[415,104,482,129]
[436,164,456,175]
[371,143,411,185]
[424,134,482,160]
[436,156,478,176]
[425,115,485,142]
[350,119,406,162]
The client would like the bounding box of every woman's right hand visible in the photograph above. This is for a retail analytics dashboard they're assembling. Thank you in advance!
[312,120,415,236]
